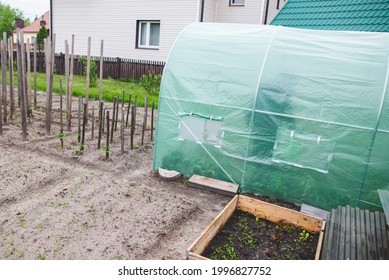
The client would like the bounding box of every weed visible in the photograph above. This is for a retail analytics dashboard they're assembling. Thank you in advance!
[18,219,27,228]
[74,141,84,155]
[53,243,63,254]
[211,244,237,260]
[38,253,46,260]
[236,217,256,248]
[85,204,97,215]
[5,239,24,259]
[60,202,69,208]
[91,172,103,177]
[55,133,66,141]
[34,218,49,230]
[296,229,310,243]
[99,145,110,158]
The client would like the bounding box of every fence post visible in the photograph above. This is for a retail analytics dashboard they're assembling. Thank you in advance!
[116,57,121,79]
[59,52,65,74]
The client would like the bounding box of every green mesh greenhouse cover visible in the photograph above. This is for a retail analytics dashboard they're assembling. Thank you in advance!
[153,23,389,211]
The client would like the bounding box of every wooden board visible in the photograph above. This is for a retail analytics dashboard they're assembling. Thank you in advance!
[315,220,326,260]
[238,196,323,233]
[378,189,389,226]
[188,175,239,197]
[321,206,389,260]
[301,203,330,220]
[186,195,239,259]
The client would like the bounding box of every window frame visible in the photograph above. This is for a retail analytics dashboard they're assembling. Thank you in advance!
[177,114,224,148]
[229,0,245,6]
[136,20,160,50]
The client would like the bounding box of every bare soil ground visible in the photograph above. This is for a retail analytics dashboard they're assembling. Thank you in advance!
[0,92,230,260]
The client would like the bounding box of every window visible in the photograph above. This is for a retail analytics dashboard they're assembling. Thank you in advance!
[272,128,335,174]
[230,0,245,6]
[137,20,160,49]
[178,113,224,148]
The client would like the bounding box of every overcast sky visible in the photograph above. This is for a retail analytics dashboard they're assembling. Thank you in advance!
[1,0,50,21]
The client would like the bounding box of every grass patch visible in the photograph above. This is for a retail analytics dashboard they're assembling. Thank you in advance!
[1,68,158,107]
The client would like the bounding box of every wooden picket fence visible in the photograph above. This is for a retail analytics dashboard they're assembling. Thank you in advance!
[8,51,165,81]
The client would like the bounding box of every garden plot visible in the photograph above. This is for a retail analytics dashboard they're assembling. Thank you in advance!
[0,92,230,260]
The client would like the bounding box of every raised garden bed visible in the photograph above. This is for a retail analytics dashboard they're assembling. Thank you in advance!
[186,195,326,260]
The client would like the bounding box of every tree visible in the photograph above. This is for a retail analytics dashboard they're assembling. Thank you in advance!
[0,2,29,37]
[36,25,48,52]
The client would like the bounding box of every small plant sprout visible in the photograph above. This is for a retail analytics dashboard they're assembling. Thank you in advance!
[297,230,310,243]
[99,145,111,158]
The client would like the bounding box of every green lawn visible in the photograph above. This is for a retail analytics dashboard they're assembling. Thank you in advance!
[1,69,159,107]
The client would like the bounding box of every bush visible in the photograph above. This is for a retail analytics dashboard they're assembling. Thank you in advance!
[79,56,97,87]
[140,71,161,96]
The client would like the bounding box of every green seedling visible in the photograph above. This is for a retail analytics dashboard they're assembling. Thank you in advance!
[297,230,310,243]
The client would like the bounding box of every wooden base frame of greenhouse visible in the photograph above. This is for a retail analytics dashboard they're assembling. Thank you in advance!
[186,195,326,260]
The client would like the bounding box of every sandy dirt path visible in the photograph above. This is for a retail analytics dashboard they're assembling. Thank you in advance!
[0,93,230,260]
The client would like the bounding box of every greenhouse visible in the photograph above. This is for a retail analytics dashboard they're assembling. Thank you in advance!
[153,23,389,211]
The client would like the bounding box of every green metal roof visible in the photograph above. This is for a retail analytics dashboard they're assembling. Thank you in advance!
[271,0,389,32]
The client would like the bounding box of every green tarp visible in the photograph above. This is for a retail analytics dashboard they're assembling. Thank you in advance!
[153,23,389,211]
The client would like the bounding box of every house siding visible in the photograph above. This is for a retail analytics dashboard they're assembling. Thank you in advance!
[202,0,218,22]
[216,0,265,24]
[52,0,198,61]
[264,0,288,24]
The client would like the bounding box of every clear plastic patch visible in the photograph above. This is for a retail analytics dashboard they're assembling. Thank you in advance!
[272,127,335,174]
[178,115,223,147]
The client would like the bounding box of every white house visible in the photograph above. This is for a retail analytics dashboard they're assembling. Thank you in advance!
[50,0,286,61]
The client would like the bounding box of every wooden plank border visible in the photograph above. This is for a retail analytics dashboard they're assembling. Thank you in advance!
[237,196,322,233]
[187,195,325,260]
[186,195,239,259]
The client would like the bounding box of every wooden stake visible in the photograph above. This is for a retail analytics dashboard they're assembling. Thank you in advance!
[134,95,138,112]
[85,37,91,110]
[49,34,55,131]
[17,29,27,140]
[26,38,31,117]
[98,101,103,149]
[151,101,155,141]
[141,94,148,145]
[45,35,55,135]
[0,38,4,133]
[111,96,117,143]
[33,37,37,109]
[130,106,135,150]
[91,105,95,140]
[99,40,103,106]
[106,110,110,160]
[121,107,124,154]
[2,32,7,124]
[133,95,138,134]
[77,96,81,143]
[68,34,75,131]
[64,40,70,126]
[81,103,87,154]
[102,108,105,134]
[115,96,119,131]
[59,79,64,149]
[45,38,51,133]
[8,37,15,117]
[125,93,132,127]
[121,90,125,108]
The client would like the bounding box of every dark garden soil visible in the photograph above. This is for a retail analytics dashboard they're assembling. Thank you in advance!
[203,210,319,260]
